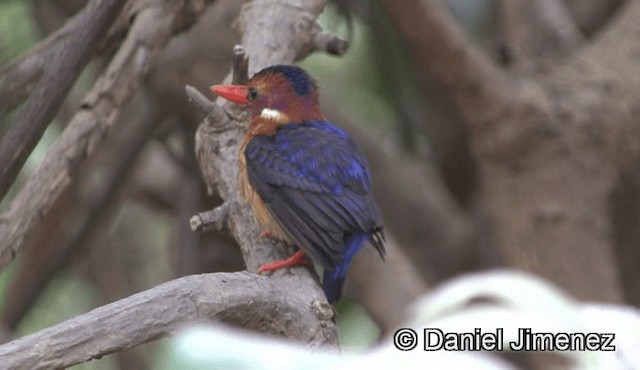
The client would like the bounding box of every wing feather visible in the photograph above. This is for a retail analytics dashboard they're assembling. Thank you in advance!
[245,121,382,267]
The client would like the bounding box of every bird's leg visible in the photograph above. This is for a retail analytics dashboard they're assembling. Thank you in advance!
[257,250,312,274]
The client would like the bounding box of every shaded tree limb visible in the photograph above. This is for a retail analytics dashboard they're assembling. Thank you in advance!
[0,186,76,331]
[0,0,209,270]
[531,0,584,53]
[0,3,80,116]
[564,0,628,36]
[0,0,127,202]
[383,0,640,302]
[498,0,583,73]
[476,0,640,302]
[0,0,181,117]
[1,92,158,329]
[0,272,336,370]
[0,30,56,117]
[379,0,512,129]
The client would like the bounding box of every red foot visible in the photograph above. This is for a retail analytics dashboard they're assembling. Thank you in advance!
[258,230,273,239]
[257,250,312,274]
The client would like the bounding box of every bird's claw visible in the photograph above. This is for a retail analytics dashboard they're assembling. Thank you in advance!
[258,230,273,240]
[257,250,311,274]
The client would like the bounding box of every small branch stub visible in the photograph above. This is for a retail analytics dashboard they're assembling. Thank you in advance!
[185,84,216,113]
[313,32,348,56]
[232,45,250,84]
[190,202,235,232]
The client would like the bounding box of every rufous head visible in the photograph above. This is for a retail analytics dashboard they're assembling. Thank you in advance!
[211,65,323,124]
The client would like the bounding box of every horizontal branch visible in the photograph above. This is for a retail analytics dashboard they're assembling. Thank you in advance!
[0,0,208,270]
[0,272,337,369]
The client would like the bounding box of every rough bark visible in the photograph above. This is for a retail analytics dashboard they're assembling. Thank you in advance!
[0,272,336,370]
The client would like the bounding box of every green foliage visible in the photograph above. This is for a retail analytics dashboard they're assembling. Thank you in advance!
[335,298,381,352]
[0,0,39,65]
[16,273,100,336]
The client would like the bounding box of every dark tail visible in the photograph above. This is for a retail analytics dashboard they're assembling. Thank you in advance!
[322,232,374,303]
[322,271,345,303]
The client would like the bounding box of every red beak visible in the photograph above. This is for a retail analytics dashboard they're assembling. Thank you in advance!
[210,84,249,104]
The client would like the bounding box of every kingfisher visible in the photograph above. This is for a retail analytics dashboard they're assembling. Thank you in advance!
[211,65,385,303]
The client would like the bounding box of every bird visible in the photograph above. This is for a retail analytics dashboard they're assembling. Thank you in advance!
[211,65,385,303]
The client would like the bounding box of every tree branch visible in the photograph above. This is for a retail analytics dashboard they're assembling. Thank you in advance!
[190,201,236,233]
[498,0,583,72]
[379,0,512,128]
[0,0,209,270]
[0,272,337,369]
[0,0,127,202]
[191,0,344,344]
[0,5,77,116]
[0,0,161,117]
[185,85,218,118]
[533,0,584,53]
[564,0,627,36]
[1,93,158,329]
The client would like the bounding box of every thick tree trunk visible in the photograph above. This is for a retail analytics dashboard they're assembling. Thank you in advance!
[474,2,640,302]
[382,0,640,302]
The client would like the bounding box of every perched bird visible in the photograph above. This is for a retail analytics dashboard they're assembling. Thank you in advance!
[211,65,385,303]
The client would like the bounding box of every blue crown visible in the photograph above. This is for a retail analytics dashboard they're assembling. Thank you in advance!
[255,65,316,96]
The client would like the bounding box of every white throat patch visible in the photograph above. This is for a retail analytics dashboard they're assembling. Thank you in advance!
[260,108,286,121]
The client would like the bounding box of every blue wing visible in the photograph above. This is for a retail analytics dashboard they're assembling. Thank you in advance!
[245,120,384,269]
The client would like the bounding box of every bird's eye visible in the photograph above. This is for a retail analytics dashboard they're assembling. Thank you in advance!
[247,87,258,101]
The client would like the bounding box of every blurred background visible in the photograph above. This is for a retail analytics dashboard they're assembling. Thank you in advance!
[0,0,633,368]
